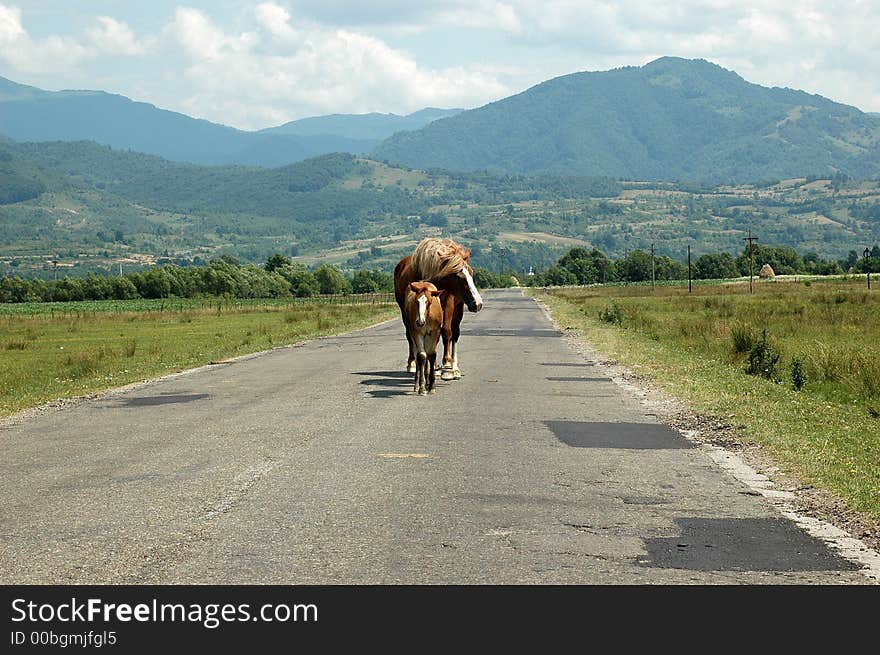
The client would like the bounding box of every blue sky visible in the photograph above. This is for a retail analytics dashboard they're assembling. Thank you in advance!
[2,1,879,130]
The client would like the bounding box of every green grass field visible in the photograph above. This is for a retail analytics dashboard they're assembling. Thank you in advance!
[0,298,397,417]
[532,278,880,524]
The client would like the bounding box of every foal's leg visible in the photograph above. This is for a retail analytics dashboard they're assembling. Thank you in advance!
[412,333,421,393]
[417,352,428,395]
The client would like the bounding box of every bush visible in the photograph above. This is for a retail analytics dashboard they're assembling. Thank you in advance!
[791,357,806,391]
[731,324,756,354]
[746,329,781,380]
[599,303,624,325]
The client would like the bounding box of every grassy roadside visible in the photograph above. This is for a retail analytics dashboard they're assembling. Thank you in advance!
[0,301,397,417]
[529,280,880,524]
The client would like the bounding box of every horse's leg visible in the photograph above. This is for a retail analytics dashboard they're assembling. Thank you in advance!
[407,331,417,373]
[450,301,464,379]
[440,295,456,381]
[427,351,437,393]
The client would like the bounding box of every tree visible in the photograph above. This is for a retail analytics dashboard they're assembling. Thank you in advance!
[473,267,499,289]
[543,265,577,286]
[313,265,351,295]
[557,247,599,284]
[736,244,804,276]
[278,266,320,297]
[265,252,291,272]
[855,245,880,273]
[615,249,653,282]
[133,268,173,298]
[693,252,739,280]
[655,256,687,280]
[351,269,392,293]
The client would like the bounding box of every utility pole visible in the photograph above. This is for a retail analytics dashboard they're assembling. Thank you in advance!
[52,259,58,281]
[687,244,692,293]
[865,247,872,290]
[743,230,758,293]
[650,243,655,291]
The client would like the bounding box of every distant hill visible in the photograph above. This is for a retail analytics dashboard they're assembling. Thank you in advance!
[1,139,879,280]
[260,108,462,142]
[373,57,880,183]
[0,76,457,167]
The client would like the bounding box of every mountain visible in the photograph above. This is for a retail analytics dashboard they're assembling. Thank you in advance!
[373,57,880,183]
[0,76,456,167]
[260,108,462,141]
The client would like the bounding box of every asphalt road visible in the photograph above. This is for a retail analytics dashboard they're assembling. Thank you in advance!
[0,289,869,583]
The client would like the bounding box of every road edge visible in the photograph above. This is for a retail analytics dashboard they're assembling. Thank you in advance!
[528,289,880,583]
[0,315,399,430]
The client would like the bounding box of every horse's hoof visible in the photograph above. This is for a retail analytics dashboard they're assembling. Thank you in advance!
[418,389,427,396]
[452,369,462,380]
[440,369,455,381]
[428,388,436,394]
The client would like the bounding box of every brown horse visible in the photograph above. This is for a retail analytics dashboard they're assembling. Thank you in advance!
[403,281,443,395]
[394,238,483,380]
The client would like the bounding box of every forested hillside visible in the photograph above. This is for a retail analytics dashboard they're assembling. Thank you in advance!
[2,139,879,281]
[374,57,880,183]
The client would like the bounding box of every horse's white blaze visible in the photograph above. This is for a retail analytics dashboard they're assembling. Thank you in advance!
[462,268,482,308]
[417,294,427,325]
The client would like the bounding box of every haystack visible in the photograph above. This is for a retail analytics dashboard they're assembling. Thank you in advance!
[758,263,776,278]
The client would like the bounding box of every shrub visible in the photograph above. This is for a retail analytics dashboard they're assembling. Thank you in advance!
[746,329,781,381]
[731,324,755,354]
[791,357,806,390]
[599,303,624,325]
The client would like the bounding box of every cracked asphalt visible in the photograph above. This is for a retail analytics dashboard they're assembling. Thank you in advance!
[0,289,869,583]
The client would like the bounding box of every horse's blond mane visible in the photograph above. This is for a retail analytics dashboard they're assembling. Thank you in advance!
[411,238,470,281]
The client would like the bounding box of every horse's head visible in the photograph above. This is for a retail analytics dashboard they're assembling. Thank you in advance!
[452,264,483,313]
[408,281,441,327]
[410,238,483,313]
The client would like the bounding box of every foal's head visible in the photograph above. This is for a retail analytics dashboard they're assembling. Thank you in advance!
[409,281,442,327]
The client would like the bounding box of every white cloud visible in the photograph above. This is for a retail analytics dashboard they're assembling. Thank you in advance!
[87,17,147,56]
[0,3,24,42]
[434,1,522,34]
[0,3,93,73]
[169,7,259,62]
[255,2,299,41]
[158,6,509,129]
[1,1,879,128]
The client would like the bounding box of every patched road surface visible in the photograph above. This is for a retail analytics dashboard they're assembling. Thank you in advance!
[0,290,871,583]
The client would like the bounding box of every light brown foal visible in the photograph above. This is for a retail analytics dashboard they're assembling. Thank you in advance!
[403,281,443,395]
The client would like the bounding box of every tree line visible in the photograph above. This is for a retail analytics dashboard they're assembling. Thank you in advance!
[2,244,878,303]
[0,254,394,303]
[482,243,880,288]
